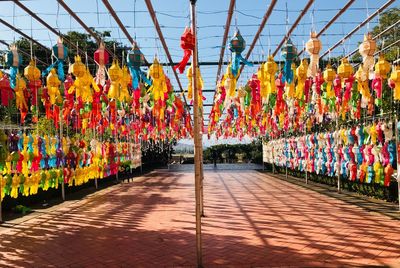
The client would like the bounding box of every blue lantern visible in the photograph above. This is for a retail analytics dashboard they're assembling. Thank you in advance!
[5,45,22,89]
[281,38,297,84]
[42,37,68,81]
[127,42,152,90]
[228,30,253,76]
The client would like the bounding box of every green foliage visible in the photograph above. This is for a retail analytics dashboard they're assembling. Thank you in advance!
[371,7,400,61]
[203,139,262,164]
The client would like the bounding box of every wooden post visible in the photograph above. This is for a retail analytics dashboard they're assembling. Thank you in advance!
[0,172,3,223]
[395,114,400,211]
[60,109,65,201]
[190,0,203,266]
[336,118,341,193]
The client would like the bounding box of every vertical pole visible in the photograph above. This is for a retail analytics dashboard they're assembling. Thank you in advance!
[336,118,341,193]
[305,127,308,184]
[285,136,288,179]
[395,114,400,211]
[60,109,65,201]
[0,173,3,223]
[190,0,203,266]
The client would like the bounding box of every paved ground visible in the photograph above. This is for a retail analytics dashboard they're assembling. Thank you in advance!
[1,168,400,267]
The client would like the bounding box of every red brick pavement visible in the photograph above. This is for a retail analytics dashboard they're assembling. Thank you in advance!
[0,169,400,267]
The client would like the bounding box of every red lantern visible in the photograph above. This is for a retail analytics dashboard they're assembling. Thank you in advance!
[0,73,14,106]
[94,42,110,86]
[174,27,195,74]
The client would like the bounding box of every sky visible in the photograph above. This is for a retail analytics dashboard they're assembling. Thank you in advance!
[0,0,398,144]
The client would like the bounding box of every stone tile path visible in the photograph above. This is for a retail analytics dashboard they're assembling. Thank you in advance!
[1,169,400,267]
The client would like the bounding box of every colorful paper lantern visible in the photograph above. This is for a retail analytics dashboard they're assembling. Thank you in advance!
[5,44,22,89]
[174,27,195,74]
[228,30,253,76]
[42,37,67,81]
[305,31,322,78]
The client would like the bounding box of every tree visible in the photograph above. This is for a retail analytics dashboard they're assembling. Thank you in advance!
[371,7,399,61]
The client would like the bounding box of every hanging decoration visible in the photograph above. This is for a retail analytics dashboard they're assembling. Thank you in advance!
[174,27,195,74]
[127,43,152,90]
[0,71,14,106]
[372,54,391,106]
[94,42,109,87]
[281,38,297,84]
[228,30,253,76]
[305,31,322,78]
[359,33,376,78]
[389,65,400,100]
[42,37,68,81]
[14,73,29,124]
[5,44,22,89]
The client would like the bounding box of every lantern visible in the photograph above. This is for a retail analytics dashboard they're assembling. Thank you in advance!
[43,37,68,81]
[281,38,297,83]
[24,59,42,110]
[148,58,167,101]
[389,65,400,100]
[295,59,309,100]
[108,60,122,100]
[359,33,376,78]
[174,27,195,74]
[323,63,336,99]
[127,42,151,90]
[373,54,391,106]
[374,54,391,79]
[5,45,22,89]
[119,66,132,102]
[305,31,322,78]
[264,55,278,96]
[24,59,41,81]
[15,73,28,124]
[0,73,14,106]
[71,55,86,78]
[337,58,353,79]
[94,42,110,87]
[46,69,61,105]
[228,30,253,76]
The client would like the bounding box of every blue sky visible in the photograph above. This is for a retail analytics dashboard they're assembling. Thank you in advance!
[0,0,398,130]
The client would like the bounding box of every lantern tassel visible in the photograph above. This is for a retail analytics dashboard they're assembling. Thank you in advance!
[9,66,18,89]
[231,53,253,77]
[128,66,152,90]
[174,49,192,74]
[283,60,293,84]
[42,60,65,82]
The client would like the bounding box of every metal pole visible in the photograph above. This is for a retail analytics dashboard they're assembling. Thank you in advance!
[190,0,203,266]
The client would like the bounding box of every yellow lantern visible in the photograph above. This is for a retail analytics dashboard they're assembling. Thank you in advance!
[24,59,41,81]
[108,60,122,100]
[71,55,86,78]
[323,63,336,98]
[46,69,61,105]
[120,66,132,102]
[337,58,353,79]
[389,65,400,100]
[305,31,322,78]
[374,54,391,79]
[265,55,277,94]
[148,58,167,101]
[295,59,308,100]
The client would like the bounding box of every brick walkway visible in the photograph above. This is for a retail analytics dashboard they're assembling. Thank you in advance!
[1,169,400,267]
